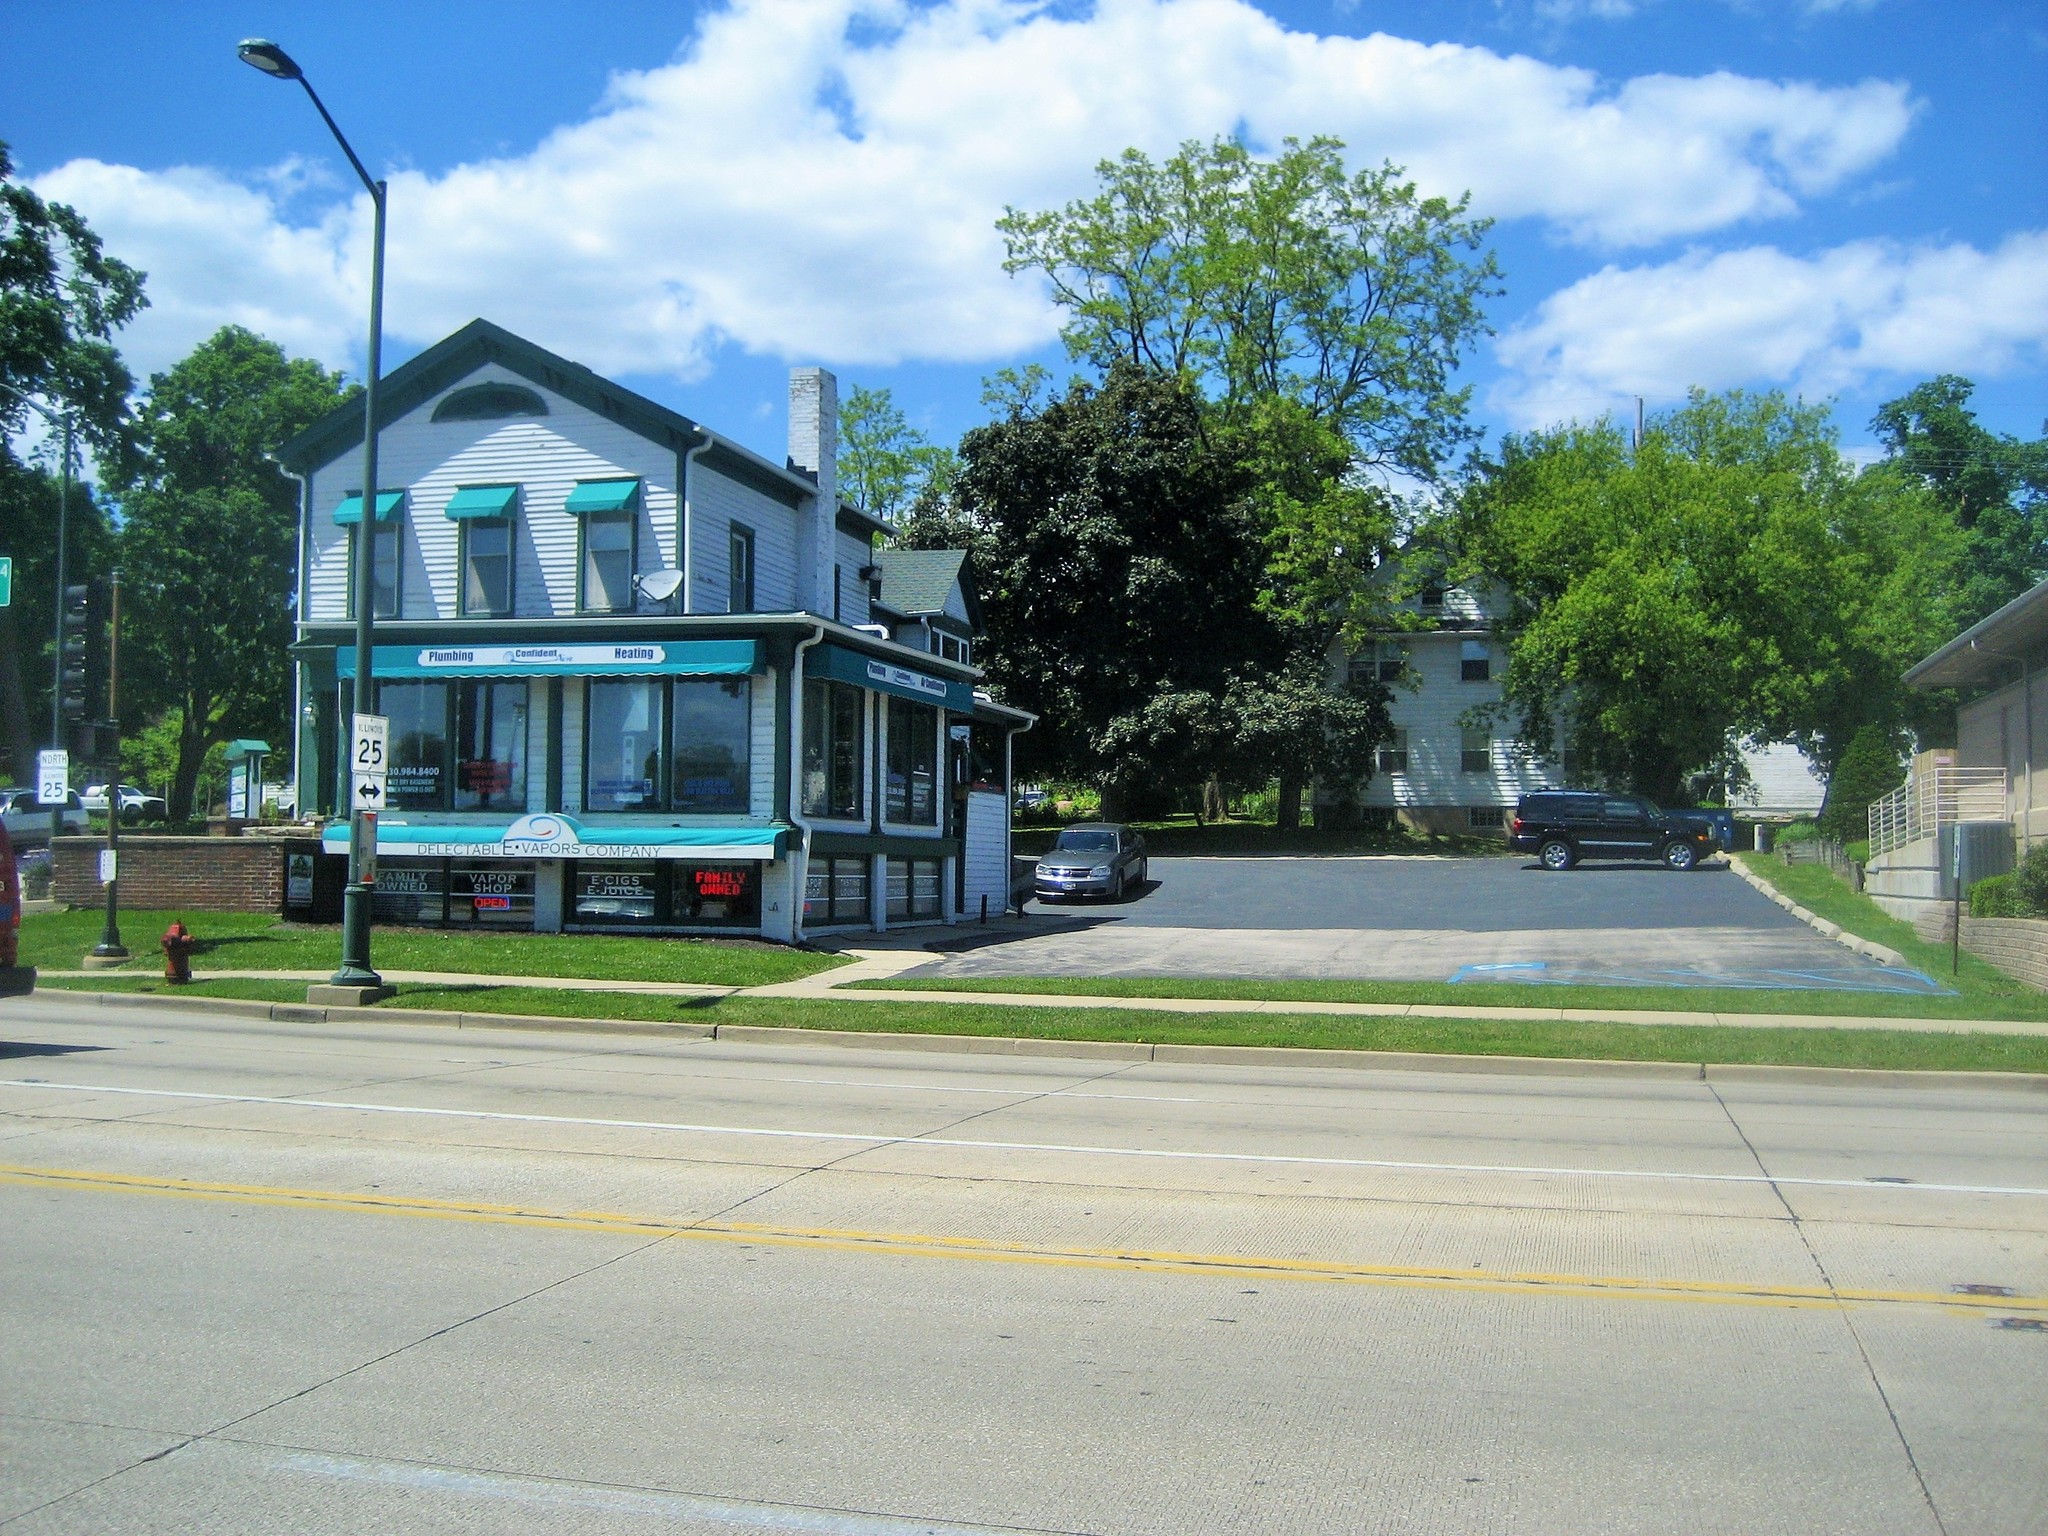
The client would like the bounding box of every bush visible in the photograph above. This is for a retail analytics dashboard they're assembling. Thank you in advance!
[1819,724,1907,843]
[2012,843,2048,912]
[1970,874,2030,918]
[1774,819,1822,845]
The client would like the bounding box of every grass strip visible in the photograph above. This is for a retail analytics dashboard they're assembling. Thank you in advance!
[15,909,841,988]
[31,975,2048,1073]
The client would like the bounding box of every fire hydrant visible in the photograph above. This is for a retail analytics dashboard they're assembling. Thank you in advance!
[160,921,196,985]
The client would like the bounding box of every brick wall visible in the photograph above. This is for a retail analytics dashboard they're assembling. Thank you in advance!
[50,834,323,914]
[1958,916,2048,992]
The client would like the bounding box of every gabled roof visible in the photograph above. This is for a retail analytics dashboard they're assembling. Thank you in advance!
[873,548,981,630]
[274,317,888,536]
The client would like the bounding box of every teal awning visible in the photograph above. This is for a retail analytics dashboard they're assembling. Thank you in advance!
[321,812,787,862]
[564,478,641,515]
[807,641,973,711]
[444,484,519,520]
[336,638,760,680]
[333,490,405,524]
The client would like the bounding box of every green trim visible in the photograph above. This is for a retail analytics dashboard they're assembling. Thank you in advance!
[564,478,642,515]
[807,641,974,711]
[545,678,564,813]
[444,484,520,520]
[808,831,960,860]
[333,490,405,525]
[338,640,761,680]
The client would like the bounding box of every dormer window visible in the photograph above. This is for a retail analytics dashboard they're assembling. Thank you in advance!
[1419,579,1447,609]
[931,631,968,665]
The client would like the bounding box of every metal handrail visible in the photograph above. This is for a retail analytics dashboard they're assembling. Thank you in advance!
[1867,767,2009,858]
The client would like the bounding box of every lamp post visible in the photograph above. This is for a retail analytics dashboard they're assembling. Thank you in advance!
[0,384,78,852]
[239,38,390,996]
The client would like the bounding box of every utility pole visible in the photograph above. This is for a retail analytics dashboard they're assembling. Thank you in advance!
[88,573,127,963]
[1633,396,1644,451]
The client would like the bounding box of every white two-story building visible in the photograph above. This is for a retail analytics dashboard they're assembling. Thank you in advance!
[281,319,1030,941]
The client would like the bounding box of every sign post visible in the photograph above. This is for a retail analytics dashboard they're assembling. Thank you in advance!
[351,712,389,813]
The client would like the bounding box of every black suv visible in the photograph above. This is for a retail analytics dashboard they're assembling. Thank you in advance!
[1510,791,1720,872]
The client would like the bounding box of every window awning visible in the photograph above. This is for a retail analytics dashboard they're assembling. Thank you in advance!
[444,484,519,520]
[564,478,642,515]
[321,812,787,862]
[336,639,760,680]
[333,490,406,524]
[807,641,973,711]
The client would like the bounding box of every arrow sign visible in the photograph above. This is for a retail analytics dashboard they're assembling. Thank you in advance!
[351,774,387,812]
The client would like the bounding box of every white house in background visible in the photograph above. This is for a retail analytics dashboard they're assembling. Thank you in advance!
[278,319,1031,941]
[1319,566,1824,834]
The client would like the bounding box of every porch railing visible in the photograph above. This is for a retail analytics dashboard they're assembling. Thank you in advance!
[1867,766,2009,859]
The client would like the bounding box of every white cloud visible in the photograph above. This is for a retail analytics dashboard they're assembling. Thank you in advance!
[1493,230,2048,425]
[34,0,1915,383]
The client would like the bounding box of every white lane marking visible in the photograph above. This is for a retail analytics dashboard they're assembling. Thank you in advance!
[697,1071,1196,1104]
[269,1448,1040,1533]
[4,1079,2043,1197]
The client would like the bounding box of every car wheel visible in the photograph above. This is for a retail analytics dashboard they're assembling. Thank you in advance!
[1111,872,1126,902]
[1538,839,1575,872]
[1662,840,1699,872]
[1138,858,1148,886]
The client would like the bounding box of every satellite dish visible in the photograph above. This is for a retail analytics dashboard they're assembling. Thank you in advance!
[635,569,684,605]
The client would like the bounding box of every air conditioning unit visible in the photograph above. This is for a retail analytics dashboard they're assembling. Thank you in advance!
[1940,820,2014,897]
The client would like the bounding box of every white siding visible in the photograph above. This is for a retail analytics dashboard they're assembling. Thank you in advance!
[691,469,801,614]
[1731,742,1825,816]
[1353,633,1560,809]
[834,527,873,626]
[749,671,777,819]
[962,791,1011,916]
[561,678,585,811]
[305,362,688,621]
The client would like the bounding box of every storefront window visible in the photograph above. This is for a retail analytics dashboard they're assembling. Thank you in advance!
[573,862,661,925]
[673,678,750,812]
[586,680,663,810]
[886,698,939,825]
[804,856,870,925]
[449,862,535,926]
[802,680,863,819]
[455,681,527,811]
[885,857,942,920]
[372,859,445,924]
[380,681,449,809]
[676,864,759,926]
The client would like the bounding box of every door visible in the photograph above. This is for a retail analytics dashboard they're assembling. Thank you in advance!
[1599,797,1658,856]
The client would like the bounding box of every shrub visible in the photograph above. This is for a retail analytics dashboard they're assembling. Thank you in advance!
[1774,819,1822,845]
[2012,842,2048,913]
[1970,874,2030,918]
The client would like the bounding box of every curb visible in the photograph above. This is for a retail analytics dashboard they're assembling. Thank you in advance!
[1731,857,1909,968]
[27,988,2045,1092]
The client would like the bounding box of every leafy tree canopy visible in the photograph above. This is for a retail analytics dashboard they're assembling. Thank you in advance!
[117,326,355,818]
[1452,389,1965,803]
[836,384,956,525]
[1871,374,2047,627]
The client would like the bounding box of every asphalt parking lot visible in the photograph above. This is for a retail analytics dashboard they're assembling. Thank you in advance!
[906,854,1935,989]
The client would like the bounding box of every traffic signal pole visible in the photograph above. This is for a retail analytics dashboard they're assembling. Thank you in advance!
[50,415,71,852]
[90,574,126,962]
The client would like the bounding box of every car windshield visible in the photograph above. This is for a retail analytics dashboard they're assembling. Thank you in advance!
[1053,830,1116,853]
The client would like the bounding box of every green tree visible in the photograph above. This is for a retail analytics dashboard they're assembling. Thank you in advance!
[837,384,956,525]
[1453,389,1961,802]
[944,365,1278,815]
[0,139,146,778]
[1000,135,1495,824]
[117,327,354,819]
[1871,375,2048,627]
[1817,722,1906,843]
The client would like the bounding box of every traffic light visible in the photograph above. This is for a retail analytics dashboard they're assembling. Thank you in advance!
[58,583,91,721]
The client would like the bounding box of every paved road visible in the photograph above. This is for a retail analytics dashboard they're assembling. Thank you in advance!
[2,995,2042,1534]
[913,855,1912,985]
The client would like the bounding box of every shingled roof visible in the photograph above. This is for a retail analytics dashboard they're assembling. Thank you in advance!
[873,548,980,629]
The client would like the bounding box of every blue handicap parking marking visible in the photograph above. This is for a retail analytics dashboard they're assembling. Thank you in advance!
[1447,961,1956,996]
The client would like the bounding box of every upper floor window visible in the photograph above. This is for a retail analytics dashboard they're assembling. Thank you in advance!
[431,382,549,422]
[1460,639,1491,683]
[581,513,635,613]
[1419,579,1447,609]
[728,524,756,614]
[931,631,968,665]
[462,519,514,616]
[335,489,404,619]
[1377,728,1409,774]
[1461,728,1491,774]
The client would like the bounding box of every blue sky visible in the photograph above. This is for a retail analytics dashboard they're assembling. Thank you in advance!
[4,0,2043,471]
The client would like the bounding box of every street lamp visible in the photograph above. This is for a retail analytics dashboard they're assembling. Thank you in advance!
[239,38,392,999]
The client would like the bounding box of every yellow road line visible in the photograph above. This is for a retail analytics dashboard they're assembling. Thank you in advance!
[4,1162,2040,1317]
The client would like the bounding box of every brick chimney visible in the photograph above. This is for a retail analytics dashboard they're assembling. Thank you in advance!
[789,366,838,617]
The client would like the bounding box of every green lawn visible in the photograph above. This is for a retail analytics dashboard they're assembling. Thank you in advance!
[29,972,2047,1072]
[17,908,842,988]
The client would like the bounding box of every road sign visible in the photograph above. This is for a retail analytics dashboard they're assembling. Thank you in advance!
[98,848,117,884]
[349,713,389,816]
[0,556,11,607]
[37,749,69,806]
